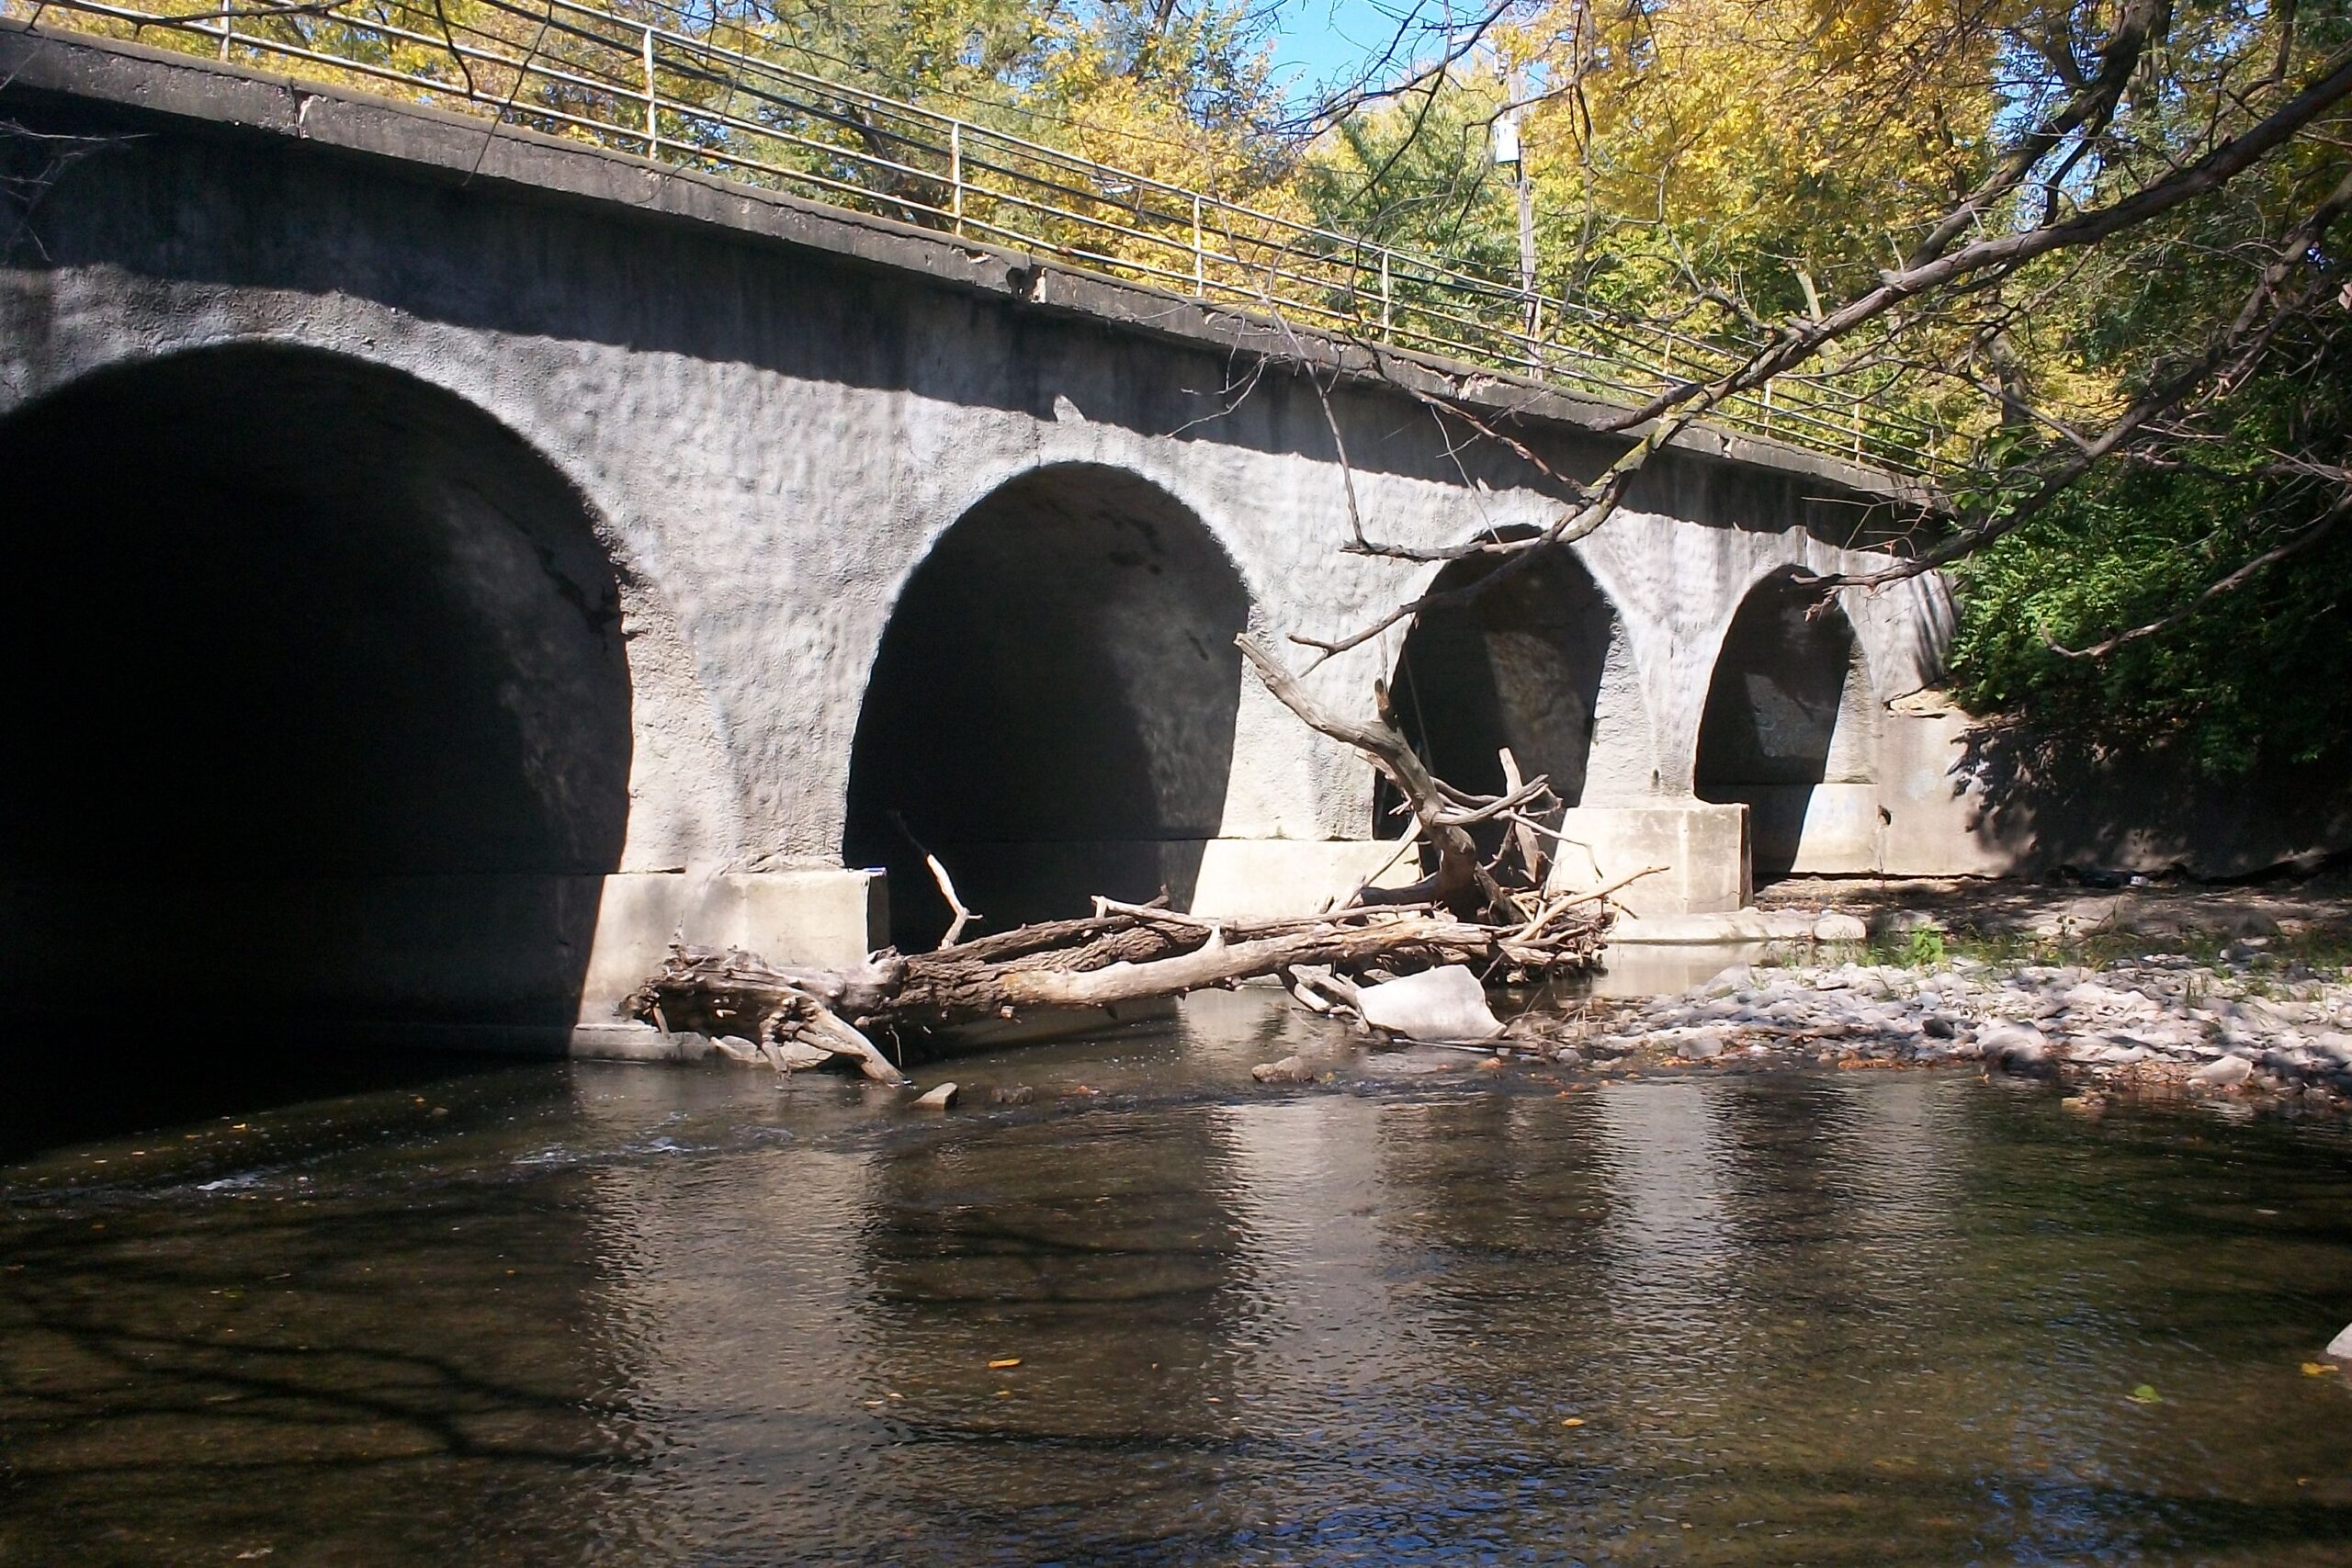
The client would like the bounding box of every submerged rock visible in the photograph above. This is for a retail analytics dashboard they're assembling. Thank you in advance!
[1677,1032,1727,1060]
[1251,1055,1315,1085]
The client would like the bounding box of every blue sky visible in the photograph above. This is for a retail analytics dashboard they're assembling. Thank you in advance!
[1266,0,1429,102]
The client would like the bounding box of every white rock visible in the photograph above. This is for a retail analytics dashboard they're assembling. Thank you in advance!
[1354,965,1505,1042]
[2327,1322,2352,1362]
[764,1039,835,1071]
[914,1082,960,1109]
[1701,963,1754,996]
[1979,1022,2052,1067]
[2191,1055,2254,1087]
[1813,912,1869,942]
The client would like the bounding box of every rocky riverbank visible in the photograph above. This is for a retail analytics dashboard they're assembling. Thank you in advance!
[1547,945,2352,1111]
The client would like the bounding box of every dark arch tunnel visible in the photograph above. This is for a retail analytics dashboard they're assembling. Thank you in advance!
[0,344,632,1148]
[1695,570,1873,882]
[844,466,1249,952]
[1382,542,1625,858]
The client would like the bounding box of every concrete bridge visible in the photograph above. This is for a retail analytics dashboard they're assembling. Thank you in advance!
[0,24,1989,1052]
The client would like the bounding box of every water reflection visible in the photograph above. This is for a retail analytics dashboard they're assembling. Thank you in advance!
[6,996,2352,1564]
[0,1066,635,1564]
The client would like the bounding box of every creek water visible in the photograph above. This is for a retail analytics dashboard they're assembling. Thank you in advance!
[6,989,2352,1565]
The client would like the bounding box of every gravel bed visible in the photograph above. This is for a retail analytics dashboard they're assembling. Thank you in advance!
[1546,944,2352,1109]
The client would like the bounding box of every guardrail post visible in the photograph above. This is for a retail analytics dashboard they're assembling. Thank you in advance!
[949,121,964,236]
[1761,380,1773,436]
[1191,194,1204,298]
[641,28,658,156]
[1379,249,1392,337]
[218,10,232,62]
[1851,395,1864,459]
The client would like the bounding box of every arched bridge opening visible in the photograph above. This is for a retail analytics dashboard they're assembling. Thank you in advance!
[844,466,1247,952]
[0,344,632,1144]
[1381,541,1646,860]
[1695,570,1879,881]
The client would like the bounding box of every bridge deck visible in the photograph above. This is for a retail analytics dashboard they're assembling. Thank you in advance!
[1,11,1930,504]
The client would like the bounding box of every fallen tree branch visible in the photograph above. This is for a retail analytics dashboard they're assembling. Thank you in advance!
[627,891,1610,1076]
[1237,632,1525,919]
[927,852,977,947]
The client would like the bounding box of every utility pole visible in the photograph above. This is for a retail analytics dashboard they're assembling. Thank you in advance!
[1494,66,1540,355]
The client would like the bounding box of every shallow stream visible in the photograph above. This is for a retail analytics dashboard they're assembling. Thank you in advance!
[6,990,2352,1564]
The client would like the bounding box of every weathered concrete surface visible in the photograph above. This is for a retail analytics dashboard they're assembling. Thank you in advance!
[0,25,2046,1043]
[1549,805,1754,919]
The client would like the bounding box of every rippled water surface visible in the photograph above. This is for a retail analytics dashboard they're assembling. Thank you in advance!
[6,991,2352,1565]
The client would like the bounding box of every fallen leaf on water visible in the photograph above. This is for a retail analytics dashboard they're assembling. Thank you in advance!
[2127,1384,2163,1404]
[988,1358,1022,1371]
[1561,1417,1586,1427]
[2301,1362,2339,1376]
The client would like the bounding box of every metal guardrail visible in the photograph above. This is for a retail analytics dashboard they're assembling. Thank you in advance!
[10,0,1949,475]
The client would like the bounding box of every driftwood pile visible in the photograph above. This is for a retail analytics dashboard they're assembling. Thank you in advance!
[627,894,1612,1083]
[626,633,1631,1081]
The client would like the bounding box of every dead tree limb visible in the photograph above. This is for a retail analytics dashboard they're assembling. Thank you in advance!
[628,893,1610,1076]
[1236,632,1535,919]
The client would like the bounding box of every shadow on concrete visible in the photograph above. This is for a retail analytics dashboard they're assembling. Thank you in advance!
[1951,721,2352,879]
[0,342,632,1137]
[843,464,1247,950]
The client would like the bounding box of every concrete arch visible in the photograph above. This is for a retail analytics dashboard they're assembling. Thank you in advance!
[1380,536,1657,839]
[1695,567,1882,879]
[844,461,1252,949]
[0,340,639,1042]
[3,320,739,868]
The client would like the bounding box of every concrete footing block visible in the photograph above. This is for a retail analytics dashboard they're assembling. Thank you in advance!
[1547,803,1752,918]
[567,1021,717,1061]
[579,868,884,1017]
[1187,839,1420,922]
